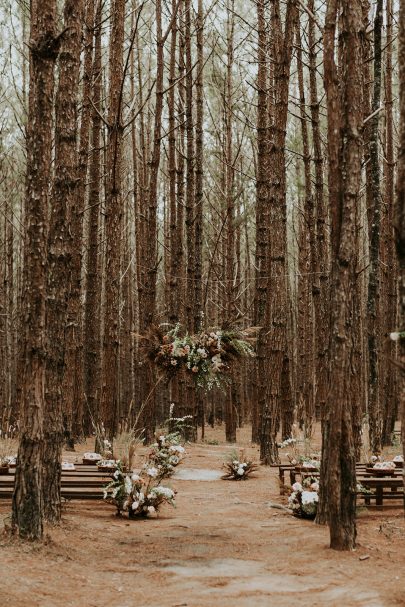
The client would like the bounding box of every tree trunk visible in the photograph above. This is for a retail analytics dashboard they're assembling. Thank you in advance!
[43,0,84,522]
[395,0,405,469]
[12,0,59,539]
[367,0,383,455]
[83,3,102,438]
[322,0,364,551]
[100,0,126,439]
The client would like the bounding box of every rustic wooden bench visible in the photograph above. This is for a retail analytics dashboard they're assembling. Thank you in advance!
[357,476,404,508]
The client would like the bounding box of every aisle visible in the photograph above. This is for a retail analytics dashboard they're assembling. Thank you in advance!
[0,436,404,607]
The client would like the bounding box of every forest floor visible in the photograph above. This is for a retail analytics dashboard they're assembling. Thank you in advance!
[1,425,405,607]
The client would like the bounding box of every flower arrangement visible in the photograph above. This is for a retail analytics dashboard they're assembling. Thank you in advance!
[278,437,296,449]
[288,477,319,519]
[83,452,102,464]
[393,455,404,468]
[140,324,256,391]
[98,459,119,472]
[145,432,186,479]
[287,454,320,470]
[221,449,258,480]
[103,462,176,518]
[372,461,396,471]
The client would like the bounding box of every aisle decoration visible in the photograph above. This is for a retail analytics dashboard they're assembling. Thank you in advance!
[393,455,404,468]
[146,432,186,479]
[288,477,319,519]
[83,452,102,465]
[103,462,176,518]
[221,449,258,480]
[140,324,257,391]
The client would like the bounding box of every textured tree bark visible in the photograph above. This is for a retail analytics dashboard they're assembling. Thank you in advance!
[138,0,166,442]
[296,15,315,438]
[316,0,341,528]
[43,0,84,522]
[253,0,270,446]
[62,0,94,445]
[194,0,205,437]
[260,0,297,465]
[381,0,399,445]
[83,4,102,438]
[322,0,364,550]
[12,0,58,539]
[367,0,383,455]
[308,0,328,426]
[395,0,405,468]
[100,0,125,439]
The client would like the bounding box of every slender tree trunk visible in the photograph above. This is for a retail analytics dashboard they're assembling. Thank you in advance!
[253,0,270,446]
[381,0,398,445]
[62,0,94,445]
[323,0,364,551]
[296,15,315,437]
[260,0,297,465]
[367,0,383,455]
[396,0,405,467]
[308,0,328,427]
[83,3,102,438]
[101,0,126,439]
[43,0,84,522]
[12,0,59,540]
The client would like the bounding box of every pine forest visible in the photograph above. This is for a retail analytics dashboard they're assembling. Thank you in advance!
[1,0,405,604]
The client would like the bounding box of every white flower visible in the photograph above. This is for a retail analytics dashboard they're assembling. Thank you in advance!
[169,445,185,454]
[124,476,132,494]
[147,506,156,514]
[292,482,302,492]
[113,469,120,479]
[390,332,400,341]
[237,467,245,476]
[151,486,174,499]
[146,467,158,478]
[301,491,319,506]
[131,501,139,510]
[310,482,319,491]
[131,473,141,482]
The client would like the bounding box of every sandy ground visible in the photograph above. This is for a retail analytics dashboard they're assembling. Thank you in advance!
[1,425,405,607]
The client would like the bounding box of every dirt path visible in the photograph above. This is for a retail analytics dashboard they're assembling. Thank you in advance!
[1,428,405,607]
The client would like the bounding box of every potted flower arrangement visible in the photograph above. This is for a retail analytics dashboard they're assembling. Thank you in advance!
[288,477,319,519]
[103,462,176,518]
[222,449,258,480]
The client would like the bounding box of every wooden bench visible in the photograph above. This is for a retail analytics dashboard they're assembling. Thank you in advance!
[0,468,111,501]
[0,486,103,500]
[357,476,404,508]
